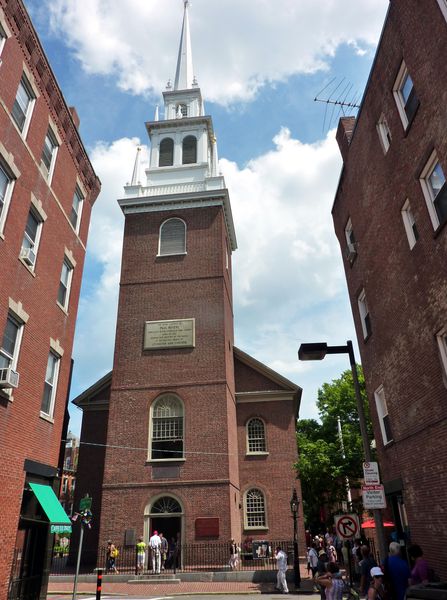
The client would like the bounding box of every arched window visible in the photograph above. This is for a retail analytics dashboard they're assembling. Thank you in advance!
[182,135,197,164]
[150,394,184,460]
[176,103,187,118]
[247,418,266,453]
[158,218,186,256]
[150,497,182,514]
[245,488,267,529]
[159,137,174,167]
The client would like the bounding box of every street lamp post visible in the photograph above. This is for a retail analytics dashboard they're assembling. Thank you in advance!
[290,488,301,588]
[298,340,387,562]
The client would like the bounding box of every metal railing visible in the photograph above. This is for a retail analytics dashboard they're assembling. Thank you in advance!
[50,540,295,576]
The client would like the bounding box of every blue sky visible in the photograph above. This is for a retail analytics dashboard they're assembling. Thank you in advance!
[24,0,389,436]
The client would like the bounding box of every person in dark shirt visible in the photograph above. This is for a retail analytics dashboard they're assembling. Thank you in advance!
[383,542,410,600]
[360,545,377,596]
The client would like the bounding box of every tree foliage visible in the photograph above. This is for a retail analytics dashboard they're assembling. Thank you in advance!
[295,366,375,530]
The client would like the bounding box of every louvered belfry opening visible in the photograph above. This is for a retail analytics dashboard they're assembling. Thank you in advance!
[159,218,186,256]
[159,137,174,166]
[182,135,197,164]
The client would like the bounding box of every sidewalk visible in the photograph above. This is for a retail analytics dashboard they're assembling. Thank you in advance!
[47,575,315,597]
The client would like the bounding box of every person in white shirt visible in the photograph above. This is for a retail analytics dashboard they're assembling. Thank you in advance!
[275,546,289,594]
[149,530,162,573]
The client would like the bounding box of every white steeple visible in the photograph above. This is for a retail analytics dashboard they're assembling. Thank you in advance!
[130,146,141,186]
[174,1,195,91]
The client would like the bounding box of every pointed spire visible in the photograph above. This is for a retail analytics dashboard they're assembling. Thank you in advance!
[131,146,141,186]
[154,105,159,121]
[174,0,194,90]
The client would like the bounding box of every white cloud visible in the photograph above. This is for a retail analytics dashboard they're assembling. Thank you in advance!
[70,127,357,424]
[45,0,388,105]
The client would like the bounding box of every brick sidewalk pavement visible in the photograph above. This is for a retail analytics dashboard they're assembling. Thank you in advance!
[47,577,315,597]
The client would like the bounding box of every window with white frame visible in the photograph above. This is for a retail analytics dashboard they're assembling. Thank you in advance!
[176,103,187,117]
[358,289,372,339]
[62,478,68,493]
[436,0,447,22]
[12,74,36,136]
[182,135,197,165]
[245,488,267,529]
[41,126,58,183]
[0,161,15,234]
[344,217,357,262]
[401,200,419,249]
[20,209,43,269]
[69,185,84,233]
[0,21,6,56]
[0,314,24,391]
[247,418,267,453]
[376,114,392,154]
[158,218,186,256]
[420,152,447,229]
[393,62,419,129]
[436,329,447,380]
[374,385,393,445]
[40,351,60,417]
[150,394,184,460]
[159,138,174,167]
[57,258,74,310]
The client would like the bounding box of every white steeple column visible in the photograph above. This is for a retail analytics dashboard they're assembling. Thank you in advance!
[174,0,194,91]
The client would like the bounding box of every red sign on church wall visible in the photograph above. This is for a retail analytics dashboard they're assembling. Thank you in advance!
[195,517,220,538]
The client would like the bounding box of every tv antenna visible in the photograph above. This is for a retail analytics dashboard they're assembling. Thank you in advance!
[314,77,361,134]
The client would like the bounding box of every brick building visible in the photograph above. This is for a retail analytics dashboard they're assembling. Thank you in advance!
[0,1,100,598]
[332,0,447,578]
[59,432,79,516]
[73,1,304,561]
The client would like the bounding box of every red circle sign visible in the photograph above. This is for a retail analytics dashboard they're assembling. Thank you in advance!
[336,515,358,539]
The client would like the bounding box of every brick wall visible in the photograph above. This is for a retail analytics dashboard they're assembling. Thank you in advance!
[332,0,447,578]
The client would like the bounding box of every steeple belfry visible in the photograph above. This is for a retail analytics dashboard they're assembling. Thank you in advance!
[174,0,194,90]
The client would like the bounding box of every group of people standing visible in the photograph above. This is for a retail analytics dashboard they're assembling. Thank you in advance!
[307,533,435,600]
[106,531,177,574]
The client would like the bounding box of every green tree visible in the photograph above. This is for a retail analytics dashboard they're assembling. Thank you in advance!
[295,366,374,530]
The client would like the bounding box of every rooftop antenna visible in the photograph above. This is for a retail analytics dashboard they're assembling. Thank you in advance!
[314,77,361,134]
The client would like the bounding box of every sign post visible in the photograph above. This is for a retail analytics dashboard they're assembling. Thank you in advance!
[72,495,92,600]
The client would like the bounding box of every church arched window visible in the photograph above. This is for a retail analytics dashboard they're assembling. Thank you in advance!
[244,488,267,529]
[246,418,267,453]
[158,218,186,256]
[182,135,197,164]
[159,137,174,167]
[149,394,184,460]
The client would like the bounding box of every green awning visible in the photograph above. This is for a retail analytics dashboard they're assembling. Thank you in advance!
[29,482,72,533]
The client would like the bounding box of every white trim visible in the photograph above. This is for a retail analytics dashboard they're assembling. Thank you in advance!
[357,289,371,339]
[12,69,37,140]
[436,0,447,22]
[436,328,447,380]
[392,61,416,130]
[40,350,60,418]
[246,417,267,454]
[374,385,393,446]
[419,150,446,230]
[0,312,24,395]
[49,337,64,357]
[70,184,84,234]
[236,391,295,403]
[56,256,74,311]
[401,199,418,249]
[243,487,268,530]
[40,123,59,186]
[20,206,44,271]
[8,298,29,323]
[148,393,185,462]
[376,113,391,154]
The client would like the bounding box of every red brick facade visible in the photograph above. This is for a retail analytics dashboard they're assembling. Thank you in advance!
[332,0,447,578]
[74,207,305,557]
[0,2,100,598]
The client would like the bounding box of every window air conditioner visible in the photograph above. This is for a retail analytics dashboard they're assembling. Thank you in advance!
[0,367,20,389]
[20,247,36,267]
[345,242,357,262]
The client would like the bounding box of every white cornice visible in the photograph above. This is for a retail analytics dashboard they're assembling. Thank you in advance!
[236,391,296,403]
[118,189,237,251]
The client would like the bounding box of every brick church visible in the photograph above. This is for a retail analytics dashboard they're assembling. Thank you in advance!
[74,1,304,556]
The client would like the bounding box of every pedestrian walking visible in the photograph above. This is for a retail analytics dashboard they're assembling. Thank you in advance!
[367,567,386,600]
[308,543,319,592]
[106,540,119,574]
[229,538,240,570]
[160,532,168,570]
[316,562,344,600]
[275,546,289,594]
[408,544,430,585]
[382,542,410,600]
[359,545,377,597]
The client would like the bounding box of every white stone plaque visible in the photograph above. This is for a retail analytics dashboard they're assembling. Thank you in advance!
[144,318,195,350]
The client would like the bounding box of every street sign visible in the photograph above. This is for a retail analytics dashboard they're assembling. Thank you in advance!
[79,496,92,511]
[362,484,387,509]
[334,514,359,539]
[363,461,380,485]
